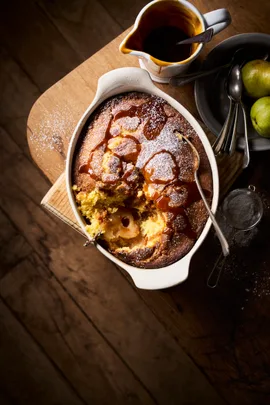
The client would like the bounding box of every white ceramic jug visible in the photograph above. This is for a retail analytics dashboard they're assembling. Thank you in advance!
[119,0,231,83]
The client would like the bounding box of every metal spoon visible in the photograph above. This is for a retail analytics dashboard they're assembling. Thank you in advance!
[221,65,250,167]
[170,49,268,87]
[176,28,214,46]
[170,48,244,86]
[241,103,250,168]
[212,65,241,155]
[225,65,242,155]
[176,132,230,257]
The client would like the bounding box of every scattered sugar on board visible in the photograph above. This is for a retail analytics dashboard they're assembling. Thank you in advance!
[29,105,76,157]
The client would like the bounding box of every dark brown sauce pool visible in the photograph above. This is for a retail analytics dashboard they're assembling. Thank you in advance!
[143,26,192,62]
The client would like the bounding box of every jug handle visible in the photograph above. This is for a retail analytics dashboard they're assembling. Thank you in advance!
[203,9,231,35]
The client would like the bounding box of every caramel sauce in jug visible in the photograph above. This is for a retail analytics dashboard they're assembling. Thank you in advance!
[123,1,203,64]
[143,26,192,63]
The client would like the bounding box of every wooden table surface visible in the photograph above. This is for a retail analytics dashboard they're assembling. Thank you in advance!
[26,1,270,404]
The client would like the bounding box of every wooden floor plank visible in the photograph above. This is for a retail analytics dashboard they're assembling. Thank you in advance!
[133,224,270,405]
[38,0,122,59]
[0,46,41,157]
[195,0,270,34]
[0,208,32,280]
[0,0,82,92]
[98,0,149,29]
[0,253,155,405]
[0,297,84,405]
[0,126,225,405]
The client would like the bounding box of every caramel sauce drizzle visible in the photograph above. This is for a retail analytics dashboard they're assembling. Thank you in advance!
[79,97,210,240]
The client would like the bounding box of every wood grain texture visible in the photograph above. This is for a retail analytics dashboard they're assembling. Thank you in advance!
[0,0,82,92]
[0,208,33,280]
[37,0,123,59]
[0,126,225,405]
[99,0,149,29]
[0,46,41,157]
[0,254,155,405]
[0,298,84,405]
[196,0,270,35]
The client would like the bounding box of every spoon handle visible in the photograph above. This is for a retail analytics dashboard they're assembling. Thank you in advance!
[213,98,236,155]
[241,102,250,168]
[176,28,214,46]
[195,172,230,257]
[170,64,229,86]
[228,103,240,155]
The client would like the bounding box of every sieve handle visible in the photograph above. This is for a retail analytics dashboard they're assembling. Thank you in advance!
[207,228,238,287]
[207,252,227,288]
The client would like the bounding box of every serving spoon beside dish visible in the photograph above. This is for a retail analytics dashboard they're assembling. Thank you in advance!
[176,132,229,257]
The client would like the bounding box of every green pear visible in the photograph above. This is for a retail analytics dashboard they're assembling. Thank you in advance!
[250,96,270,138]
[242,60,270,98]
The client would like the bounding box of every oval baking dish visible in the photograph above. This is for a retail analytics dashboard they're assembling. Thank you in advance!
[66,67,219,290]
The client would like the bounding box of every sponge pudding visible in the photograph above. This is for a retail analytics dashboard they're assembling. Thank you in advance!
[72,92,212,268]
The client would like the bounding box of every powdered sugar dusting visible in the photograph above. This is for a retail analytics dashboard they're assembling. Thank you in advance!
[136,121,182,169]
[118,116,140,131]
[29,104,76,158]
[144,152,176,183]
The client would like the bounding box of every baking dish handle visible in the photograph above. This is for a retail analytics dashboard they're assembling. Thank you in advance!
[126,255,191,290]
[94,67,157,101]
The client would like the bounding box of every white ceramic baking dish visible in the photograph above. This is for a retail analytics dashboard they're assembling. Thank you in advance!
[66,67,219,290]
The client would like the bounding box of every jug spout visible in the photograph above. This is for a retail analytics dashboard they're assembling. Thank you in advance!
[119,27,151,62]
[119,27,165,78]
